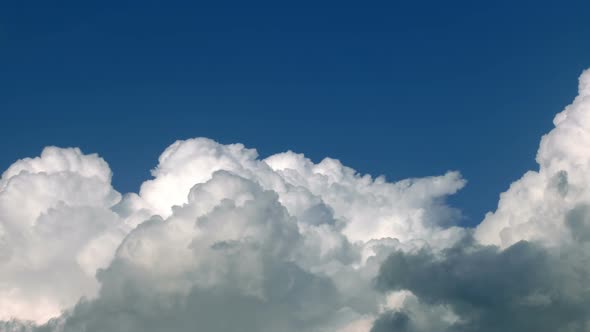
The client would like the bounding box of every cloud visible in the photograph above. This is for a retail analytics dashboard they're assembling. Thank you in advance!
[0,140,464,330]
[44,172,343,331]
[139,138,466,244]
[2,69,590,331]
[0,147,125,323]
[475,69,590,248]
[370,68,590,332]
[374,234,590,331]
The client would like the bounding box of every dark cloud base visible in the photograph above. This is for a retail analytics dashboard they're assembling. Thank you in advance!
[374,228,590,332]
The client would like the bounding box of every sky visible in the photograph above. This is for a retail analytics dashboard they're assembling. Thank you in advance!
[4,2,590,331]
[3,0,590,225]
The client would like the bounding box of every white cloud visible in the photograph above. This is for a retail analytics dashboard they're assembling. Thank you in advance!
[475,69,590,247]
[0,138,464,330]
[140,138,466,245]
[3,69,590,331]
[0,147,125,323]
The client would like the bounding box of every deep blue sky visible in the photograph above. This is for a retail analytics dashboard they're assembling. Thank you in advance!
[2,0,590,226]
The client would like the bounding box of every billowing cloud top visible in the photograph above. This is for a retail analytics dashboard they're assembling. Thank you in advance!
[1,70,590,332]
[475,69,590,248]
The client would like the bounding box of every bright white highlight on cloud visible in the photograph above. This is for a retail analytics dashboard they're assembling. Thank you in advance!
[1,69,590,331]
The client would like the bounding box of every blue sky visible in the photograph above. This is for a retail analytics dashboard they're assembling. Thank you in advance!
[2,0,590,226]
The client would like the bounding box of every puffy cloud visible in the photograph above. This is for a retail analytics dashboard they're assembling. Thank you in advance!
[263,152,466,245]
[0,166,456,331]
[36,173,349,331]
[369,68,590,332]
[0,147,126,324]
[4,69,590,332]
[0,139,464,330]
[140,138,466,245]
[374,233,590,332]
[475,69,590,247]
[138,139,263,218]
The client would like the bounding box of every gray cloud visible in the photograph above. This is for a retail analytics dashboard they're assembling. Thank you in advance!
[370,311,412,332]
[375,232,590,332]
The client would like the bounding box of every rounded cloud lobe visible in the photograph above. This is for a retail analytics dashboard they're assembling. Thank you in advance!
[2,70,590,331]
[0,147,124,324]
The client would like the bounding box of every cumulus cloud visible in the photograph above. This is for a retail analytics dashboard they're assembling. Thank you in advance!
[139,138,466,245]
[2,69,590,331]
[0,140,463,330]
[372,68,590,332]
[374,235,590,331]
[0,147,126,323]
[475,69,590,248]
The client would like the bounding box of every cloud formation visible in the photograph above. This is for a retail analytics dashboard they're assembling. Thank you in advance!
[0,147,125,323]
[1,69,590,331]
[475,69,590,248]
[0,140,463,330]
[375,235,590,331]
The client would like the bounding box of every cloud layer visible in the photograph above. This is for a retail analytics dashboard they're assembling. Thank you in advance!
[1,69,590,331]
